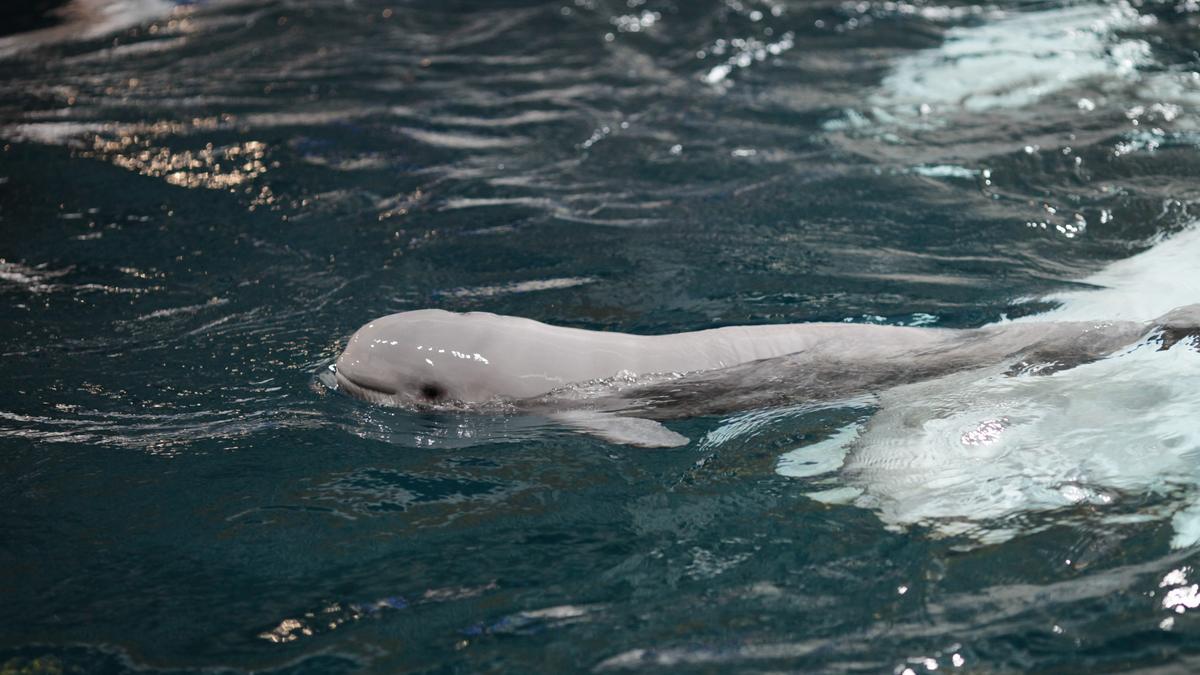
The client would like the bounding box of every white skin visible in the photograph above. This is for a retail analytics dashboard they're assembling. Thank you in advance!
[333,307,1194,413]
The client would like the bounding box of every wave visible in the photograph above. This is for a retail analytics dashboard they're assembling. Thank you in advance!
[0,0,181,57]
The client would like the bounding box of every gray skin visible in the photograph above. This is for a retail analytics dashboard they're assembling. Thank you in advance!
[333,306,1199,445]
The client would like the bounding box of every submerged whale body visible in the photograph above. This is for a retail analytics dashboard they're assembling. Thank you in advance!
[333,305,1200,448]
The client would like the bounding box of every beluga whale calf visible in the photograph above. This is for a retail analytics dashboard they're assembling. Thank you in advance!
[332,305,1200,448]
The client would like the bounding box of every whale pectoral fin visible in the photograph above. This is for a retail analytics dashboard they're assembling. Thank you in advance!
[550,411,689,448]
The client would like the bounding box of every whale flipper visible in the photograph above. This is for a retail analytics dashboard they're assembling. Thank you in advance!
[550,411,689,448]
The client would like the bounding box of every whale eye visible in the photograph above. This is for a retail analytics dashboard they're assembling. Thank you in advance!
[419,383,445,401]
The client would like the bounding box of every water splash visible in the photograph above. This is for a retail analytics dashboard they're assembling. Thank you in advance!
[829,339,1200,545]
[778,226,1200,545]
[1011,225,1200,323]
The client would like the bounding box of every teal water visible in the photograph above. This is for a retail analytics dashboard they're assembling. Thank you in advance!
[2,0,1200,672]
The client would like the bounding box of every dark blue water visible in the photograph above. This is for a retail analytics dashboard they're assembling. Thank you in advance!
[3,0,1200,672]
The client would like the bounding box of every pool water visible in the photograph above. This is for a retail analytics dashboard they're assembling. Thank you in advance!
[2,0,1200,671]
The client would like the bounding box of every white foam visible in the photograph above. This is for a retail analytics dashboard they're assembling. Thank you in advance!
[1011,226,1200,323]
[829,340,1200,544]
[871,2,1149,114]
[778,223,1200,544]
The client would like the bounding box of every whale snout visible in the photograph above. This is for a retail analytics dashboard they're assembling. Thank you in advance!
[332,309,530,406]
[334,322,407,402]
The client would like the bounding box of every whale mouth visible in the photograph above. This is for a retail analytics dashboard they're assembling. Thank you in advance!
[334,368,398,400]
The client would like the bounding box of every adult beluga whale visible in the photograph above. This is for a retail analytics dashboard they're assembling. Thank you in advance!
[332,305,1200,448]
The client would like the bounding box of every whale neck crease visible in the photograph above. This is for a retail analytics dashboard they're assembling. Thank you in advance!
[634,324,828,374]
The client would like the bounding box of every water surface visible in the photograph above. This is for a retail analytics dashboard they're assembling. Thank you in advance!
[2,0,1200,672]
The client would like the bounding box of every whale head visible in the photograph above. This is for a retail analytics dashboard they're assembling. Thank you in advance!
[334,309,564,407]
